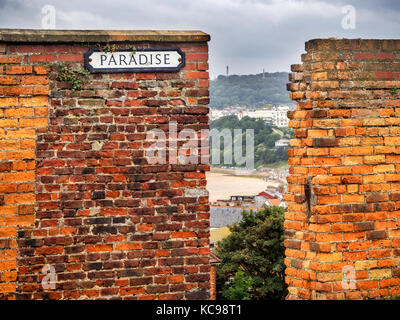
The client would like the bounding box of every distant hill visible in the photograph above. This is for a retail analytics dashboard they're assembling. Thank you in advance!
[210,72,292,109]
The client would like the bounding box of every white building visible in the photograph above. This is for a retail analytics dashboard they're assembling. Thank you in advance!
[238,106,290,127]
[275,139,290,147]
[210,109,224,120]
[211,105,294,127]
[271,106,290,127]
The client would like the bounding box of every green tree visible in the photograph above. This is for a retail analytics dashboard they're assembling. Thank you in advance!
[222,268,253,300]
[210,115,289,167]
[210,72,292,109]
[216,206,288,300]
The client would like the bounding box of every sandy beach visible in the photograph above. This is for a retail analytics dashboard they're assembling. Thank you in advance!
[206,172,270,202]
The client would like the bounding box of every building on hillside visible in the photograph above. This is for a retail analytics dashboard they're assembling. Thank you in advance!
[230,195,254,202]
[265,198,286,208]
[275,139,290,147]
[210,109,224,120]
[257,191,275,199]
[271,106,290,127]
[254,191,276,207]
[238,106,290,127]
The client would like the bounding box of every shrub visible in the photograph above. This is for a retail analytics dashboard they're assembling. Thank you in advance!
[216,206,288,300]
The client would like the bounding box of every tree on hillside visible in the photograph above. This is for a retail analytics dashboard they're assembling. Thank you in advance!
[215,206,288,300]
[210,72,292,109]
[210,115,290,167]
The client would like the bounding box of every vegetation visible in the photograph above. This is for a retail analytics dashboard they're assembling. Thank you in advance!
[57,63,90,91]
[216,206,288,300]
[210,115,293,167]
[222,268,253,300]
[210,72,292,109]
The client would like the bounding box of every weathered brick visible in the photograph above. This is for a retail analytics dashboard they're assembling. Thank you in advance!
[0,32,207,301]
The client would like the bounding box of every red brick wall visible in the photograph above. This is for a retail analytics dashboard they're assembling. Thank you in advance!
[285,39,400,299]
[0,32,211,300]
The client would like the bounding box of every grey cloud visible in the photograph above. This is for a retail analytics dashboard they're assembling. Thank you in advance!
[0,0,399,77]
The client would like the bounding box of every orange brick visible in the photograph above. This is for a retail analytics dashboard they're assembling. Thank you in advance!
[374,146,396,154]
[168,275,183,283]
[0,283,16,293]
[155,250,169,257]
[0,55,22,64]
[352,146,374,155]
[307,148,329,156]
[3,249,17,259]
[363,118,385,126]
[314,157,340,166]
[373,164,395,173]
[342,194,365,204]
[34,106,48,116]
[119,287,146,296]
[5,65,32,74]
[315,233,343,242]
[5,107,34,118]
[0,140,20,150]
[33,66,50,75]
[0,184,17,194]
[311,81,339,89]
[362,134,382,143]
[312,72,328,80]
[357,280,379,290]
[3,271,17,282]
[21,76,49,85]
[86,244,113,252]
[4,87,33,96]
[4,193,35,204]
[115,243,142,250]
[317,195,341,205]
[308,129,329,137]
[315,252,343,261]
[19,117,48,128]
[171,231,197,238]
[365,155,386,164]
[6,150,35,160]
[137,224,154,232]
[33,86,50,95]
[352,165,373,174]
[36,246,64,255]
[342,156,363,165]
[329,109,350,118]
[19,96,48,107]
[0,260,17,271]
[0,75,19,85]
[20,139,36,149]
[330,166,352,175]
[332,223,353,232]
[329,147,351,156]
[344,251,367,261]
[6,129,35,139]
[310,224,330,233]
[312,175,341,185]
[0,205,17,215]
[0,226,16,237]
[185,71,209,79]
[341,119,362,127]
[6,171,35,182]
[0,97,18,107]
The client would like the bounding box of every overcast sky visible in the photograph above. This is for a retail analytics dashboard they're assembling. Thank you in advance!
[0,0,399,78]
